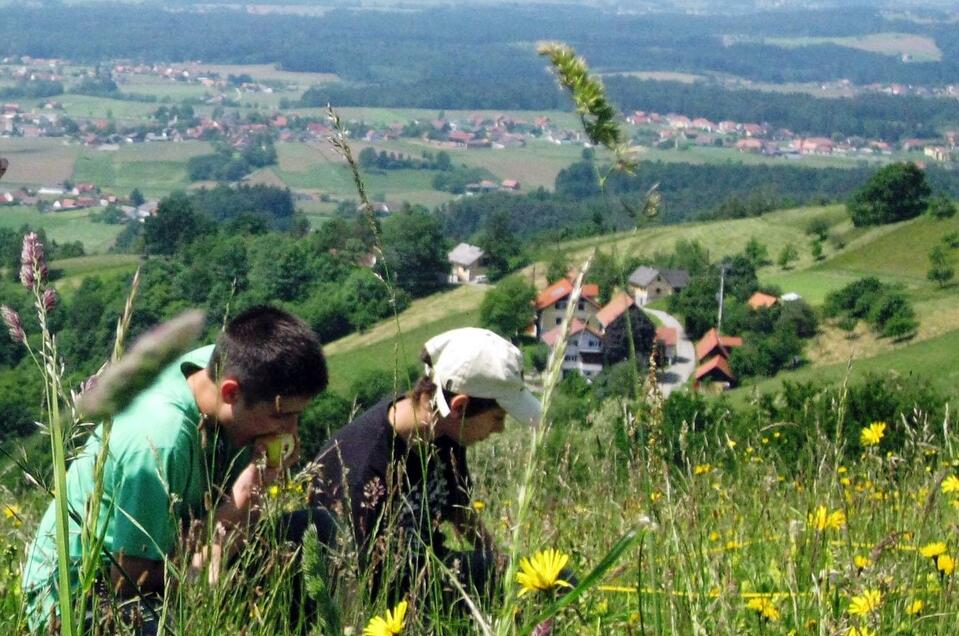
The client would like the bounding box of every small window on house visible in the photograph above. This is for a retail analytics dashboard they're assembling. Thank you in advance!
[578,301,584,310]
[555,317,562,325]
[556,300,567,310]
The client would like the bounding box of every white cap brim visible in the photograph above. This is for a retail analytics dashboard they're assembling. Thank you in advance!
[496,386,542,426]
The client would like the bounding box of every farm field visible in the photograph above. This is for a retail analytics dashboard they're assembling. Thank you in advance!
[72,141,214,197]
[0,205,122,253]
[0,138,80,189]
[762,32,943,62]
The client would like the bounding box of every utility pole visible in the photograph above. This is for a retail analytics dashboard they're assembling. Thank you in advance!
[717,263,726,334]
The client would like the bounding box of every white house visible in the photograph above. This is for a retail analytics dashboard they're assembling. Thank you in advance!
[447,243,486,283]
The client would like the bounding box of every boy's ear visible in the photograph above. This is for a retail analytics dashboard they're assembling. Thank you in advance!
[219,378,242,405]
[448,394,469,415]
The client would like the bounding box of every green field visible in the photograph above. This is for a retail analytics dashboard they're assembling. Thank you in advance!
[0,138,80,188]
[0,205,122,253]
[51,253,141,296]
[762,32,943,62]
[72,141,213,197]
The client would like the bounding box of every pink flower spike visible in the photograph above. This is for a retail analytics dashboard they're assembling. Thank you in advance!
[1,305,25,344]
[42,288,57,312]
[19,232,47,290]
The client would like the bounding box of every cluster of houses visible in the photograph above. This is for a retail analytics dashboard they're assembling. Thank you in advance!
[0,182,157,220]
[628,109,959,161]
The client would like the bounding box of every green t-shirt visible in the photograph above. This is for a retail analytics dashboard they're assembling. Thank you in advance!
[22,345,249,627]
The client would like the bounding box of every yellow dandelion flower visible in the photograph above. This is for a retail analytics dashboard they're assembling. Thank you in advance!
[920,542,947,559]
[838,466,848,474]
[937,554,955,576]
[650,491,662,503]
[746,597,780,622]
[709,531,720,542]
[694,463,712,475]
[847,628,876,636]
[364,600,408,636]
[472,500,486,511]
[942,475,959,494]
[854,555,871,570]
[773,431,781,438]
[808,506,846,531]
[516,549,573,596]
[906,599,924,615]
[860,421,886,446]
[726,439,737,449]
[848,589,882,616]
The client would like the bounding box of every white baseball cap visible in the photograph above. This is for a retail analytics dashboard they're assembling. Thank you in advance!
[424,328,541,426]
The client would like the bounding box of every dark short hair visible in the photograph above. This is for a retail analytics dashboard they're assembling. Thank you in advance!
[411,348,498,418]
[209,305,327,404]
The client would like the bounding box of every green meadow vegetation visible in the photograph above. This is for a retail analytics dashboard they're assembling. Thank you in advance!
[2,16,959,634]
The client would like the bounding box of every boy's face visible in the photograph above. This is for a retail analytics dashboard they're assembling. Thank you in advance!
[222,391,312,447]
[441,404,506,446]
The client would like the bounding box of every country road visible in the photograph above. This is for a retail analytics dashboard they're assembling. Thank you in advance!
[644,308,696,396]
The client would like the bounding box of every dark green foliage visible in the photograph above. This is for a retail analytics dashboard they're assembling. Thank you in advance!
[806,217,831,241]
[585,251,622,305]
[0,80,63,99]
[431,166,496,194]
[743,238,770,270]
[929,194,957,220]
[380,207,448,297]
[591,361,638,401]
[555,161,601,200]
[544,250,571,285]
[848,163,932,227]
[299,393,353,460]
[143,192,209,256]
[825,277,918,339]
[777,244,798,270]
[477,210,525,281]
[479,276,535,341]
[927,245,955,288]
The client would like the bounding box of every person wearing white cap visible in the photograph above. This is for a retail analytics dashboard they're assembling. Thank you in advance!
[307,327,541,605]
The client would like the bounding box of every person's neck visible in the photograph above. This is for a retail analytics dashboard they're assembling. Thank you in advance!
[389,395,434,441]
[187,369,220,419]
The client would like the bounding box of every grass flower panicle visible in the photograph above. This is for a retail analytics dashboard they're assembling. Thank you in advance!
[19,231,47,290]
[860,421,886,447]
[364,600,408,636]
[516,548,573,596]
[1,305,25,344]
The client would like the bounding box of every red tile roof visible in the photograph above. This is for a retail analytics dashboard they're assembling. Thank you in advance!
[694,355,736,382]
[695,328,743,361]
[535,279,573,310]
[540,318,603,347]
[594,292,634,329]
[747,292,779,310]
[656,326,677,347]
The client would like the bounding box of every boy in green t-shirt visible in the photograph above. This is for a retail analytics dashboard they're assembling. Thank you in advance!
[22,305,328,633]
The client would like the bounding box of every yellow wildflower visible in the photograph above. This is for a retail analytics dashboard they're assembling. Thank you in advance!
[650,491,662,503]
[694,463,711,475]
[854,555,871,570]
[920,542,947,559]
[848,589,881,616]
[847,628,876,636]
[3,504,21,526]
[472,500,486,512]
[808,506,846,531]
[516,549,572,596]
[709,531,720,542]
[906,599,924,615]
[746,597,780,622]
[726,439,737,449]
[364,600,408,636]
[942,475,959,494]
[860,421,886,446]
[937,554,955,576]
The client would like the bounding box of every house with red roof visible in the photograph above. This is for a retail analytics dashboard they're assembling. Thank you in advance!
[540,319,605,379]
[695,328,743,362]
[747,291,779,310]
[694,355,736,387]
[693,327,743,390]
[534,278,601,336]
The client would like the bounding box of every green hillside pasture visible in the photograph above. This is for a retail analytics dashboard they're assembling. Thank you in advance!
[51,254,141,297]
[0,138,79,188]
[326,307,481,397]
[72,141,213,197]
[727,328,959,404]
[820,213,959,283]
[636,145,889,169]
[762,32,942,62]
[118,75,210,101]
[0,205,122,253]
[561,205,852,272]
